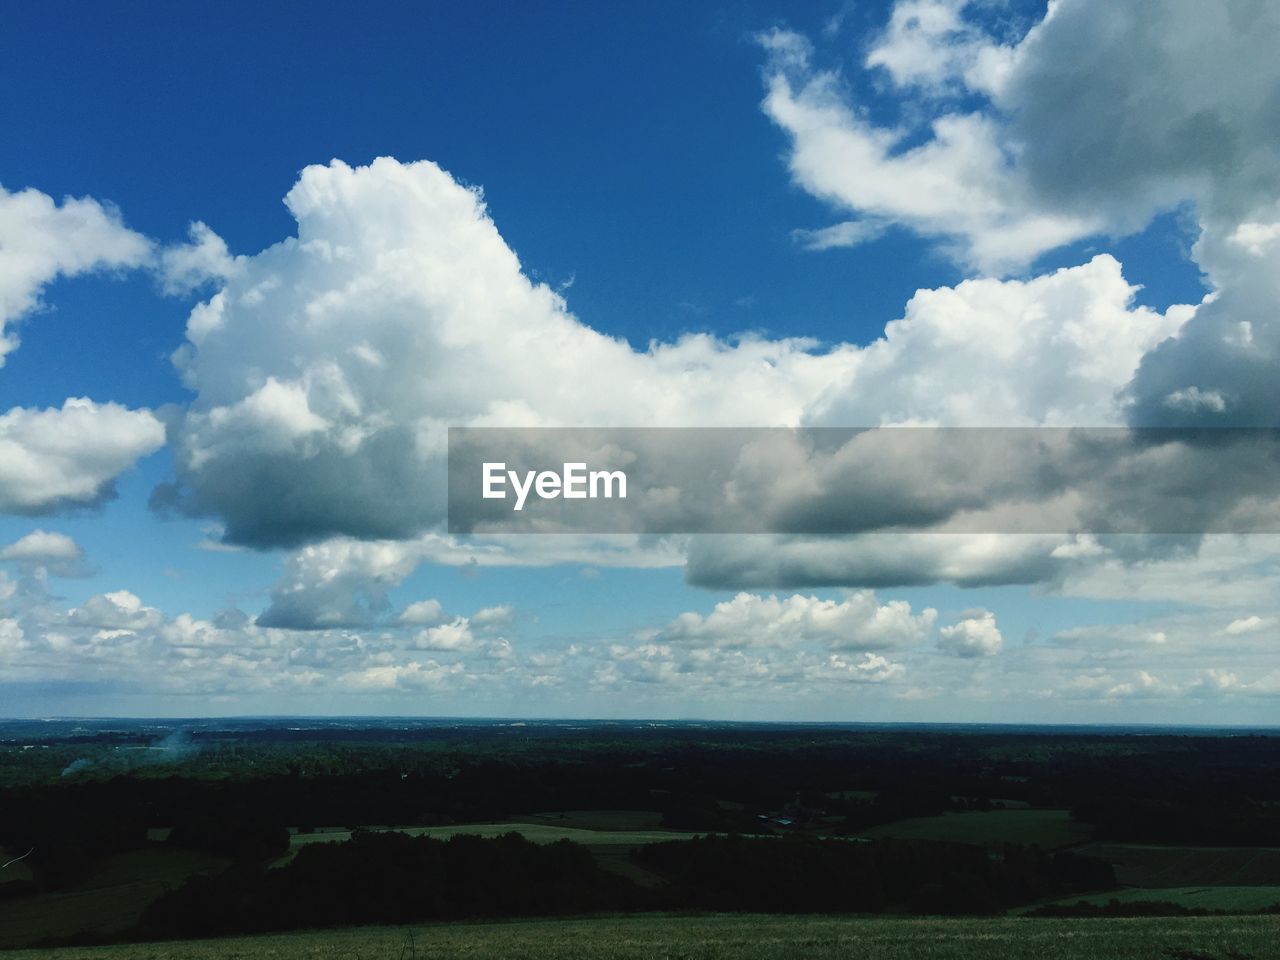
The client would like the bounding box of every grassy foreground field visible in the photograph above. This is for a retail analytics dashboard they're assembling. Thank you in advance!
[9,914,1280,960]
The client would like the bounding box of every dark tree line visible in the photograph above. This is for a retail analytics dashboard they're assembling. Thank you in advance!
[634,833,1114,916]
[140,831,642,938]
[134,830,1115,940]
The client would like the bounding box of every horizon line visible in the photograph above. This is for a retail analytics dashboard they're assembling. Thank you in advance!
[3,714,1279,732]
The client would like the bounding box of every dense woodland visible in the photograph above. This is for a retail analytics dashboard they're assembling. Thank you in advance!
[136,830,1114,938]
[2,721,1279,944]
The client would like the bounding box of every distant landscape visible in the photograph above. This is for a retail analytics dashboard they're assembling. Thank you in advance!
[3,719,1279,958]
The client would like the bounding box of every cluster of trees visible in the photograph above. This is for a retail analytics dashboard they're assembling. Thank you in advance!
[141,831,639,938]
[635,834,1114,916]
[136,830,1115,939]
[168,811,290,863]
[137,829,1121,942]
[1072,794,1280,846]
[0,797,147,892]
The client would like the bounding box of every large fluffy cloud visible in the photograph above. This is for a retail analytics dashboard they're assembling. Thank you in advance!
[0,184,151,365]
[115,1,1280,608]
[1004,0,1280,230]
[692,0,1280,589]
[992,0,1280,430]
[763,0,1280,274]
[761,0,1280,433]
[164,156,1194,558]
[0,399,165,512]
[161,157,857,547]
[804,256,1187,427]
[758,26,1097,274]
[149,153,1248,602]
[1126,210,1280,426]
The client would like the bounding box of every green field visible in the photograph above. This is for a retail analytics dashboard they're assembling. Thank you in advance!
[861,809,1090,849]
[7,913,1280,960]
[1077,843,1280,887]
[287,821,694,851]
[0,847,228,947]
[1031,885,1280,913]
[518,809,666,830]
[278,819,693,883]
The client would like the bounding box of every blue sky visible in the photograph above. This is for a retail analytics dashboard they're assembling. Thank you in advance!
[1,0,1278,722]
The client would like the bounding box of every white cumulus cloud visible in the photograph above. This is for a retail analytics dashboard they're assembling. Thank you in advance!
[651,590,936,650]
[162,157,857,548]
[0,184,151,366]
[0,530,82,563]
[938,609,1003,657]
[0,399,165,512]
